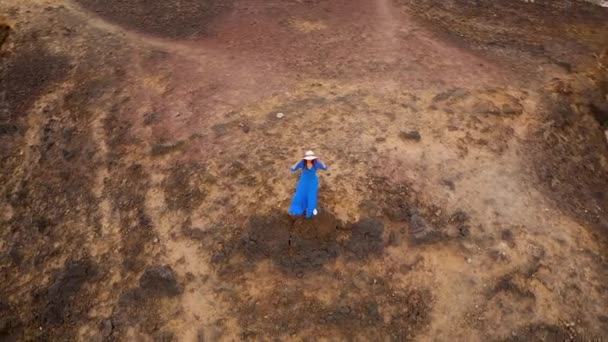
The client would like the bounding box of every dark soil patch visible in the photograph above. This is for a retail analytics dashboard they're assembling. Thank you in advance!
[162,162,208,211]
[113,265,182,335]
[0,299,21,342]
[1,80,104,277]
[0,24,10,49]
[154,330,176,342]
[104,101,138,160]
[119,265,182,307]
[0,44,70,183]
[105,164,155,272]
[291,210,341,241]
[75,0,232,39]
[364,176,469,245]
[216,211,390,276]
[487,273,535,300]
[403,0,608,70]
[238,213,341,275]
[2,45,69,120]
[35,258,97,326]
[0,46,126,340]
[502,323,575,342]
[528,92,608,238]
[236,280,433,340]
[345,218,384,259]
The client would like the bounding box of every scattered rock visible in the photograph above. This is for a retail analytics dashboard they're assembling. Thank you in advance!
[449,210,469,224]
[501,103,523,116]
[139,265,182,297]
[399,130,421,141]
[150,141,184,156]
[432,88,470,103]
[473,100,501,115]
[143,112,161,126]
[500,229,515,246]
[388,231,399,246]
[184,227,207,240]
[441,179,455,191]
[154,330,175,342]
[409,213,441,244]
[338,306,351,315]
[590,100,608,126]
[432,91,453,102]
[276,112,285,119]
[0,24,10,49]
[488,274,535,299]
[239,123,251,133]
[99,319,113,338]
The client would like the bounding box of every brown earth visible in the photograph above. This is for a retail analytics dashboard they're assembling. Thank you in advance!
[1,0,608,341]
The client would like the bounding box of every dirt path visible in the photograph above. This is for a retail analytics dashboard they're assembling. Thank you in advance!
[1,0,607,341]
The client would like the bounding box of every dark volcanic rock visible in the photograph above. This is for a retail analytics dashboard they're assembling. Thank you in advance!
[399,130,422,141]
[139,265,182,297]
[409,214,441,245]
[473,100,501,115]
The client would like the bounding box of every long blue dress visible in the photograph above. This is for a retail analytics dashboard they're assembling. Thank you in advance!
[289,160,328,218]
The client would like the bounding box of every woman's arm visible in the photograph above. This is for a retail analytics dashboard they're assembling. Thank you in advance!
[290,160,304,171]
[315,160,329,171]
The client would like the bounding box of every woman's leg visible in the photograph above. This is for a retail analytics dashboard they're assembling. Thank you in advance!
[289,186,306,216]
[305,185,319,218]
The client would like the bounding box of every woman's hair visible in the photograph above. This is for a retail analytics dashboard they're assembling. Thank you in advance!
[304,159,316,168]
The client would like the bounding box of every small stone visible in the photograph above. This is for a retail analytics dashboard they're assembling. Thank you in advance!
[399,130,421,141]
[276,112,284,119]
[388,231,398,246]
[100,319,113,337]
[239,123,250,133]
[339,306,351,314]
[139,265,182,296]
[501,103,523,116]
[153,237,159,243]
[467,258,472,264]
[473,100,500,115]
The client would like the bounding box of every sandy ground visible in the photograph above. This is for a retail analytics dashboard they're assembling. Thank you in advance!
[1,0,608,341]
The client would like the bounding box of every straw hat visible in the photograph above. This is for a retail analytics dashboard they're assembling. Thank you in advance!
[303,150,318,160]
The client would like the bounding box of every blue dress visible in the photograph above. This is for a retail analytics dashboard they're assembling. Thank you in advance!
[289,160,328,218]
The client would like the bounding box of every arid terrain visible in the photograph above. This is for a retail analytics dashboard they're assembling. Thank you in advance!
[1,0,608,341]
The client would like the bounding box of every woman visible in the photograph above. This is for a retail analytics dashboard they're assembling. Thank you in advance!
[289,150,329,218]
